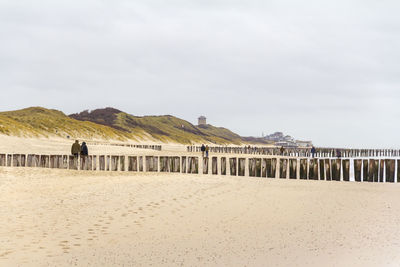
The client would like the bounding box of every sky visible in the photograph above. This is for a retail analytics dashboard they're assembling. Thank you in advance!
[1,0,400,148]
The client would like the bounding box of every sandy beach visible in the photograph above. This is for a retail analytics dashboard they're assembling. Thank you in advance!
[1,137,400,266]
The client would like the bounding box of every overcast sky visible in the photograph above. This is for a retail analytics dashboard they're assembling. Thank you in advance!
[1,0,400,148]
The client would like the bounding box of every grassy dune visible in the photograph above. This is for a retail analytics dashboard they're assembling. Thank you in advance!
[0,107,244,144]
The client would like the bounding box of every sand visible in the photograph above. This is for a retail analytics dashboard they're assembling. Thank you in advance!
[1,136,400,266]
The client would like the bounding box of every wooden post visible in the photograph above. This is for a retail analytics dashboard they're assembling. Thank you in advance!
[92,155,96,171]
[181,156,186,173]
[255,158,261,177]
[319,159,325,180]
[300,159,307,179]
[119,156,125,171]
[106,156,111,171]
[397,160,400,183]
[172,157,180,172]
[368,160,376,182]
[128,156,138,171]
[280,158,288,179]
[99,156,105,171]
[153,157,159,172]
[362,159,368,182]
[332,159,341,181]
[50,155,57,168]
[238,158,245,176]
[111,156,118,171]
[0,154,5,166]
[325,159,331,181]
[221,157,226,175]
[21,154,26,167]
[6,154,11,167]
[379,160,384,182]
[354,160,362,182]
[289,159,297,179]
[12,154,21,167]
[343,159,350,181]
[309,159,318,180]
[261,159,267,178]
[145,156,152,172]
[69,156,78,170]
[248,158,255,177]
[41,155,50,168]
[203,157,209,174]
[212,157,218,175]
[139,156,143,172]
[229,158,237,176]
[385,159,395,183]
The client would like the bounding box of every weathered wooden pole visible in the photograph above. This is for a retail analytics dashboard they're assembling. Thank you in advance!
[221,157,226,175]
[280,158,288,179]
[300,159,307,179]
[331,159,341,181]
[69,156,78,170]
[12,154,21,167]
[319,159,325,180]
[203,157,209,174]
[354,160,362,182]
[139,156,144,172]
[0,154,5,166]
[385,159,395,183]
[111,156,119,171]
[343,159,350,181]
[255,158,261,177]
[119,156,125,171]
[325,159,331,180]
[160,156,167,172]
[229,158,237,176]
[289,159,297,179]
[261,159,267,178]
[379,160,384,182]
[106,156,111,171]
[181,156,187,173]
[128,156,138,171]
[362,159,368,182]
[99,156,105,171]
[309,159,318,180]
[212,157,218,175]
[248,158,255,177]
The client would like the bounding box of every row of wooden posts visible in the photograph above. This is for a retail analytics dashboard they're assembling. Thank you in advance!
[1,153,400,183]
[187,146,400,158]
[86,142,162,151]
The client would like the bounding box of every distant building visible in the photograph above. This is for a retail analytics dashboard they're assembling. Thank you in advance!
[263,131,313,148]
[198,116,207,126]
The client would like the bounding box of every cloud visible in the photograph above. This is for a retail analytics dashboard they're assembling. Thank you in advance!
[1,0,400,148]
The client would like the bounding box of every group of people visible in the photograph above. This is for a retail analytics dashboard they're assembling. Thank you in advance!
[71,140,88,157]
[200,144,209,158]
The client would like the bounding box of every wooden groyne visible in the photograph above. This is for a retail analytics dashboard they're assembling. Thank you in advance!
[187,146,400,158]
[85,142,162,151]
[1,153,400,183]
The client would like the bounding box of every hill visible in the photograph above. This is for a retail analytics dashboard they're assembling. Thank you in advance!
[0,107,245,144]
[69,108,243,144]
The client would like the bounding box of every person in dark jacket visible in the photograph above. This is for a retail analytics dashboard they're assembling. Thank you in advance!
[81,142,88,156]
[201,144,206,157]
[71,140,81,157]
[311,146,316,158]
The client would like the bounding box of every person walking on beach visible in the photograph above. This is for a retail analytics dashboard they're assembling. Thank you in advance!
[311,146,316,158]
[201,144,206,157]
[205,145,209,158]
[336,149,342,158]
[81,142,88,156]
[71,140,81,157]
[280,146,285,156]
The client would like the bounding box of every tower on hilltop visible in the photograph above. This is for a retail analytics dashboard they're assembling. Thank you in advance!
[198,116,207,126]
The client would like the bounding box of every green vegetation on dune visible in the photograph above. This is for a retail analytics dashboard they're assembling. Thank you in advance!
[0,107,246,144]
[0,107,131,140]
[70,108,244,144]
